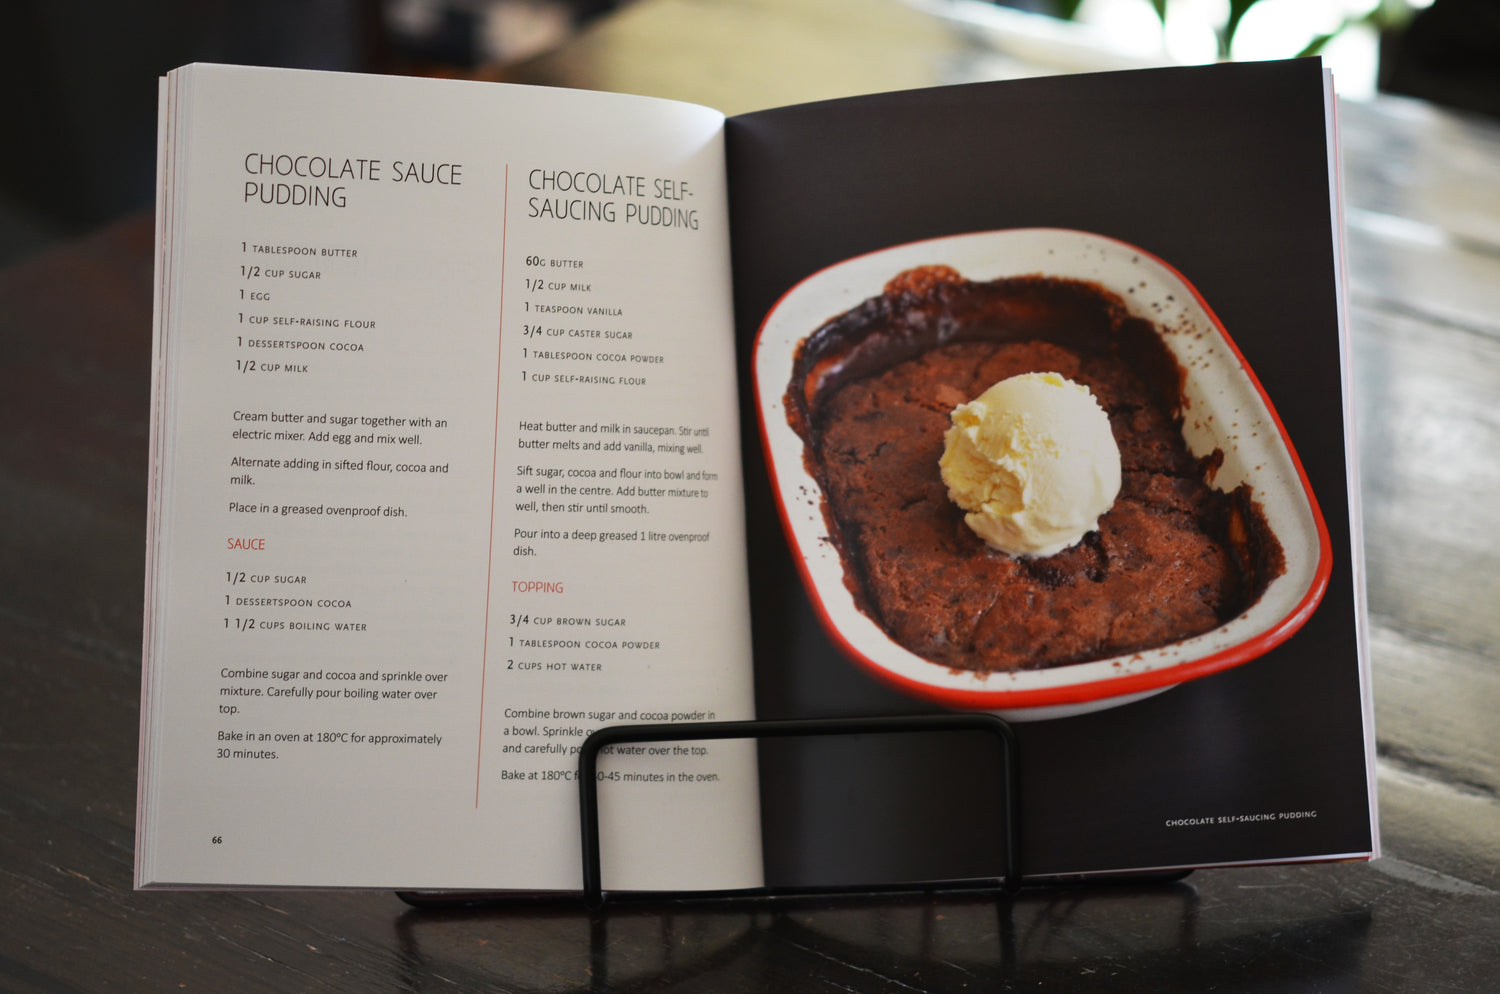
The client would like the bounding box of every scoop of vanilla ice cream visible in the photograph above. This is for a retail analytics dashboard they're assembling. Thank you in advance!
[939,372,1121,558]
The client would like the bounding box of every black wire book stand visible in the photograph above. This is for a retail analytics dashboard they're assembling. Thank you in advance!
[577,712,1021,908]
[398,712,1021,909]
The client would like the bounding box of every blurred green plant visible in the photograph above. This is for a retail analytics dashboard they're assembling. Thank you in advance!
[1291,0,1421,59]
[1045,0,1421,60]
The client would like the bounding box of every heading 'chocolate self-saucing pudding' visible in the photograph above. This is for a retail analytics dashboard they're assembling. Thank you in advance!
[785,265,1285,674]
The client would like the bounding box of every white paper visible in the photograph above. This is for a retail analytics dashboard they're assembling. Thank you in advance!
[139,64,760,891]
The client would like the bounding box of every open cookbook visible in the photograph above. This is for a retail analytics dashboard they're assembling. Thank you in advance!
[138,57,1377,891]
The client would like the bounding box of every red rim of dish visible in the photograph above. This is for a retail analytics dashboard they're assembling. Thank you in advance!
[752,228,1335,711]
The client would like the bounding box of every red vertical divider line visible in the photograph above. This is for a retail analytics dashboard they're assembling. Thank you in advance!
[476,164,509,808]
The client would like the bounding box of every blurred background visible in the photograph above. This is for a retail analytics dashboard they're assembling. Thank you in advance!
[1,0,1495,267]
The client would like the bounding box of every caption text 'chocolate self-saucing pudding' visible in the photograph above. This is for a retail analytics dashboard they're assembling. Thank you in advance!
[785,265,1285,674]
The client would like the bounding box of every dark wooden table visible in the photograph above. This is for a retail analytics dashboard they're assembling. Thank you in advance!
[4,0,1499,989]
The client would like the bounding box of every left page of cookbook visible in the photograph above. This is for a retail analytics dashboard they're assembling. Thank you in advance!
[137,63,760,891]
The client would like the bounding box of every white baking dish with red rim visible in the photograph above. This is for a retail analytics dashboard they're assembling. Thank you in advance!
[753,228,1332,721]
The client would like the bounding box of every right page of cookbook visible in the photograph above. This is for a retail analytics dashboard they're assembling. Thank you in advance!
[727,58,1376,886]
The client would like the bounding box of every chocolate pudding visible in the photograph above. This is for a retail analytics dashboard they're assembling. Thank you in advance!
[785,266,1284,673]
